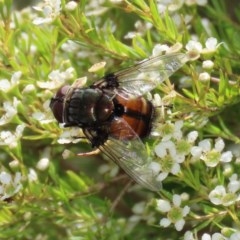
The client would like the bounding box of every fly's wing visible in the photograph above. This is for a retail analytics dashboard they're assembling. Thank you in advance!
[95,53,188,97]
[84,118,162,192]
[99,137,162,192]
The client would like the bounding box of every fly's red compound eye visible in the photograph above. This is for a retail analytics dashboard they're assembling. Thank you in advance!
[50,85,70,123]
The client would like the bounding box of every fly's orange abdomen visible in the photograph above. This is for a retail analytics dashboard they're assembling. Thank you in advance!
[110,94,154,140]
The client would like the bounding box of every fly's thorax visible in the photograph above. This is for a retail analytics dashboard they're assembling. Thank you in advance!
[64,88,114,126]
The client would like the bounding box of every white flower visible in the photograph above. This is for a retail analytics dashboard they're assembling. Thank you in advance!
[205,37,218,50]
[186,40,203,60]
[198,72,210,82]
[132,202,146,215]
[156,194,190,231]
[154,120,197,180]
[196,0,208,6]
[202,60,214,69]
[37,67,75,90]
[152,44,170,57]
[0,97,20,126]
[209,178,240,207]
[65,1,78,11]
[0,171,22,200]
[0,71,21,92]
[0,172,12,184]
[156,0,184,13]
[156,199,171,212]
[185,0,208,6]
[148,161,161,174]
[184,231,196,240]
[230,231,240,240]
[61,40,80,53]
[57,127,84,144]
[36,157,50,171]
[9,160,20,169]
[191,138,232,167]
[228,174,240,193]
[202,37,221,54]
[201,232,226,240]
[124,20,152,39]
[162,120,184,141]
[28,168,38,182]
[22,84,36,93]
[32,110,53,124]
[33,0,61,25]
[84,0,108,16]
[0,124,25,149]
[209,185,226,205]
[155,140,181,180]
[187,131,198,143]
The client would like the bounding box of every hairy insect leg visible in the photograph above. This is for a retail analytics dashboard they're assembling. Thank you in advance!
[77,148,100,157]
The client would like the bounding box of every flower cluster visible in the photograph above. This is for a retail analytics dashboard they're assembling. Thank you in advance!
[186,37,220,60]
[152,120,198,181]
[184,231,226,240]
[152,119,234,178]
[156,0,207,14]
[184,230,240,239]
[32,0,61,25]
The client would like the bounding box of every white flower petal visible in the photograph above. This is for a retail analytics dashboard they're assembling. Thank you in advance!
[171,163,181,175]
[132,202,145,215]
[182,206,190,216]
[156,199,171,212]
[172,194,181,207]
[184,231,195,240]
[214,138,225,152]
[65,1,78,11]
[186,40,203,52]
[209,185,226,205]
[199,72,210,82]
[28,168,38,182]
[0,172,12,184]
[201,233,211,240]
[205,37,218,50]
[160,218,171,227]
[156,172,168,181]
[148,161,161,174]
[220,151,233,163]
[212,232,225,240]
[175,219,185,231]
[187,131,198,143]
[191,146,202,158]
[202,60,214,69]
[36,157,50,171]
[199,139,211,152]
[0,79,11,91]
[14,172,22,185]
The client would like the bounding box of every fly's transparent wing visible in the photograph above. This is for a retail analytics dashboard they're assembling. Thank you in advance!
[99,137,162,192]
[115,53,188,96]
[84,118,162,192]
[94,53,188,97]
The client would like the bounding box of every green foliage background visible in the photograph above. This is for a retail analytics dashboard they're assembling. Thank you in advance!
[1,0,240,239]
